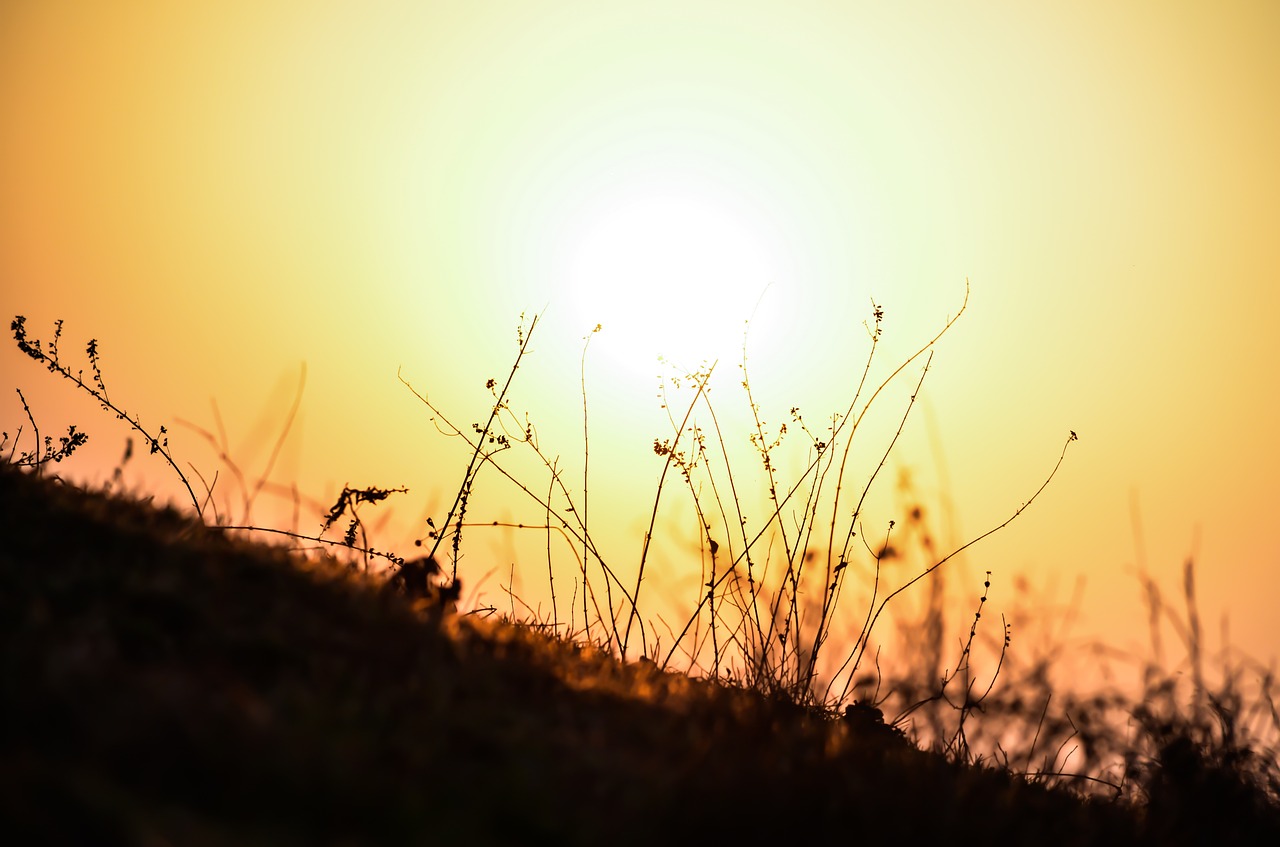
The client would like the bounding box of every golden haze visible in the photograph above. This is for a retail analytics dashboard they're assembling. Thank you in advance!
[2,1,1278,673]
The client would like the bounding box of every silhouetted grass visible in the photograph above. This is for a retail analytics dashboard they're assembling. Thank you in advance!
[0,460,1153,845]
[5,310,1279,845]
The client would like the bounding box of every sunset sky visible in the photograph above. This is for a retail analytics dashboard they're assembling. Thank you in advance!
[3,1,1277,677]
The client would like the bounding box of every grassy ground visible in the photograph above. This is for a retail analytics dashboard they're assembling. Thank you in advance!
[6,460,1278,845]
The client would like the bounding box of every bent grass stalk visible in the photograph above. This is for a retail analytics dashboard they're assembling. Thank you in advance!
[836,429,1080,702]
[10,316,200,512]
[9,316,413,575]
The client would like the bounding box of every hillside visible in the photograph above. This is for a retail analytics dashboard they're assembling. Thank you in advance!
[2,459,1272,845]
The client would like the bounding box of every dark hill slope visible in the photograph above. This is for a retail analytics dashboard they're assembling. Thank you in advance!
[0,461,1164,845]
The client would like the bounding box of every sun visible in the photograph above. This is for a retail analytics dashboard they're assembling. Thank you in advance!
[546,170,792,376]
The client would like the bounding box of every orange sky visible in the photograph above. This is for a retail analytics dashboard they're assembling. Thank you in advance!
[3,1,1277,681]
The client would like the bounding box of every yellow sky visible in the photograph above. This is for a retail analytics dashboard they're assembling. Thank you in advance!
[3,1,1278,676]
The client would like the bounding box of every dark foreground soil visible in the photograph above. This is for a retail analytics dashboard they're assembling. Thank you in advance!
[3,461,1273,846]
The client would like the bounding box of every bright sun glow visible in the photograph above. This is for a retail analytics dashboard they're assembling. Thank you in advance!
[548,172,789,375]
